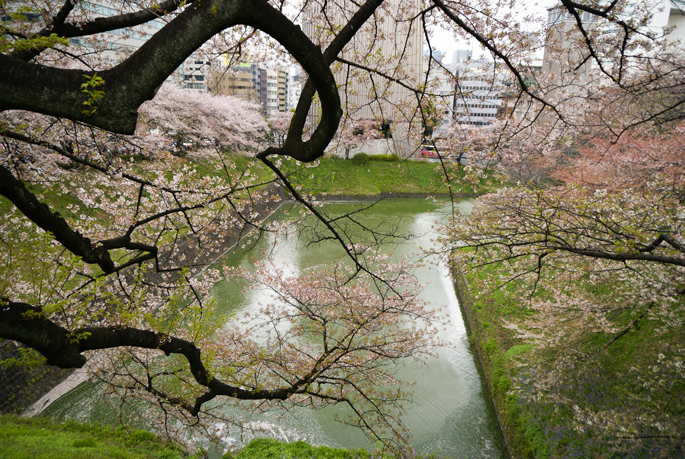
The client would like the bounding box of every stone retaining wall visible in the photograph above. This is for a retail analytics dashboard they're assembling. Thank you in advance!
[0,341,74,415]
[451,262,517,458]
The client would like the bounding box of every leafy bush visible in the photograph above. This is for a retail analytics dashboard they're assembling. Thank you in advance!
[129,430,156,443]
[72,438,96,448]
[352,152,369,165]
[369,154,400,162]
[230,438,369,459]
[229,438,450,459]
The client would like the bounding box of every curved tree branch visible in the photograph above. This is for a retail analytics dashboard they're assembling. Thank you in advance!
[0,164,118,273]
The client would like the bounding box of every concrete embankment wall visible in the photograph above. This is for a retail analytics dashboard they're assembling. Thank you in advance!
[451,262,521,459]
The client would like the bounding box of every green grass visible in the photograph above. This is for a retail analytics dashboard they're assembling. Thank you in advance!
[0,415,188,459]
[282,156,481,196]
[228,438,449,459]
[229,438,371,459]
[0,418,452,459]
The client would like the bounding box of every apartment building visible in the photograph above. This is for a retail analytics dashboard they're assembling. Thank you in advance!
[181,55,211,91]
[262,67,289,116]
[264,68,279,115]
[278,69,287,112]
[210,63,261,104]
[210,62,292,116]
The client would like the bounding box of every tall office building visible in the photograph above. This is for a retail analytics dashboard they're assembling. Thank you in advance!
[452,49,473,65]
[288,68,303,112]
[63,3,207,89]
[210,63,262,105]
[542,1,685,101]
[65,2,166,62]
[300,1,423,155]
[262,66,288,116]
[333,0,423,122]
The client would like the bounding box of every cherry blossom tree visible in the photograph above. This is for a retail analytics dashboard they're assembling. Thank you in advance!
[137,83,268,153]
[265,111,293,148]
[443,109,685,455]
[331,119,381,159]
[90,251,441,451]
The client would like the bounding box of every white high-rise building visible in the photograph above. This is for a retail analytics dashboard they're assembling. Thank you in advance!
[68,2,209,90]
[181,54,210,91]
[68,2,166,62]
[287,67,302,111]
[452,49,473,65]
[453,60,503,126]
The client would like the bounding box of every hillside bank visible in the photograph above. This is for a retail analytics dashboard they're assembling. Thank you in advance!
[450,258,685,458]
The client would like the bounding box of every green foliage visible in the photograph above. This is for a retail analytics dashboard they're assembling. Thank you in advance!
[80,73,106,116]
[503,344,533,360]
[129,430,156,443]
[368,154,400,162]
[0,415,188,458]
[0,32,69,54]
[229,438,451,459]
[72,438,96,448]
[352,152,370,165]
[458,262,685,459]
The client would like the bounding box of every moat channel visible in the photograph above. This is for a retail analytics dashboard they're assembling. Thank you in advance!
[40,198,507,458]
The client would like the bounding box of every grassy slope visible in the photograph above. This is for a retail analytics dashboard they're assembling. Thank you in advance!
[282,156,476,196]
[230,438,450,458]
[231,438,372,459]
[455,264,685,458]
[0,415,187,459]
[0,417,445,459]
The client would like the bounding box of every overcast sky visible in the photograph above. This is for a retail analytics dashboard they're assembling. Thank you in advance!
[429,0,557,63]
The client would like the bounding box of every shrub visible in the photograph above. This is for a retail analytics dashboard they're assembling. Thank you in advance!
[129,430,156,443]
[120,154,150,163]
[352,152,369,165]
[369,154,400,162]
